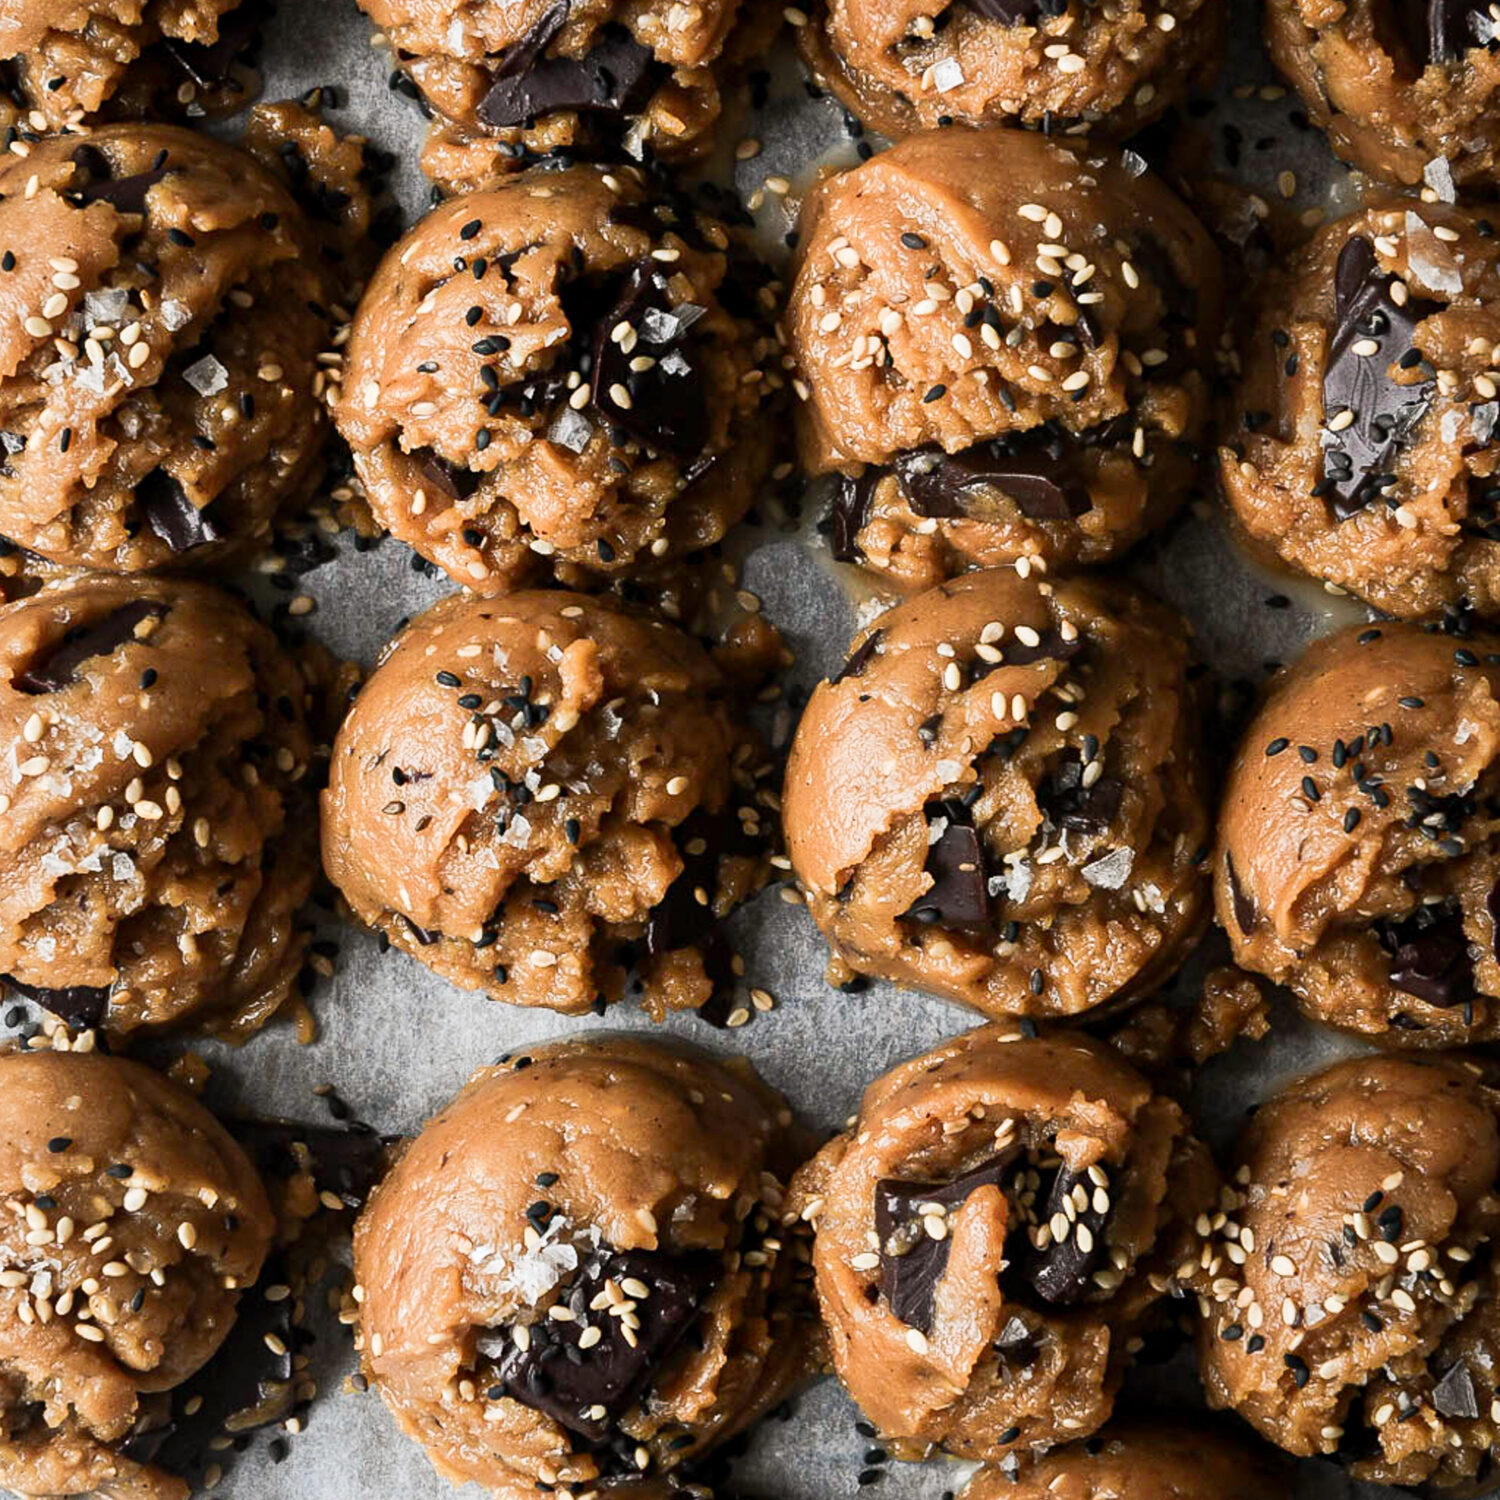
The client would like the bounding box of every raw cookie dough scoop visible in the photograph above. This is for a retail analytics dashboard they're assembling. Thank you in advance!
[0,1049,273,1500]
[786,1027,1217,1460]
[351,1036,811,1494]
[335,161,779,594]
[1217,618,1500,1046]
[0,0,261,132]
[1265,0,1500,191]
[0,123,334,577]
[797,0,1224,143]
[0,574,320,1041]
[783,568,1211,1022]
[354,0,770,192]
[1221,202,1500,619]
[322,588,774,1020]
[786,127,1222,590]
[1195,1052,1500,1490]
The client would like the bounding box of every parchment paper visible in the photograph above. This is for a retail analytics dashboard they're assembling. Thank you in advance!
[151,2,1422,1496]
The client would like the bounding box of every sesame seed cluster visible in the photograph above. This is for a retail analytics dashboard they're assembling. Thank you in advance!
[785,128,1223,588]
[335,163,782,594]
[0,575,320,1040]
[350,1037,811,1494]
[0,123,334,576]
[0,1050,273,1500]
[786,1028,1216,1460]
[1222,202,1500,618]
[784,567,1210,1020]
[796,0,1224,142]
[322,589,776,1020]
[1216,619,1500,1045]
[1192,1054,1500,1489]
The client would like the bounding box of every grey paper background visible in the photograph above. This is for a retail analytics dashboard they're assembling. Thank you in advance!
[119,1,1428,1496]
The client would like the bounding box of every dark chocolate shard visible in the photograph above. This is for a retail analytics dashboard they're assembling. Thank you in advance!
[1038,752,1122,835]
[71,156,170,215]
[233,1120,391,1212]
[483,1248,714,1441]
[476,1,661,132]
[589,263,706,458]
[1322,236,1438,521]
[999,626,1083,669]
[643,806,756,958]
[965,0,1040,19]
[893,429,1092,524]
[832,628,883,685]
[1016,1164,1109,1305]
[829,470,879,561]
[1226,850,1258,937]
[875,1151,1018,1333]
[1,977,110,1030]
[901,800,991,930]
[123,1253,296,1476]
[162,4,262,88]
[1378,902,1474,1008]
[138,468,224,553]
[1425,0,1484,61]
[17,600,166,694]
[1433,1358,1481,1419]
[415,451,482,500]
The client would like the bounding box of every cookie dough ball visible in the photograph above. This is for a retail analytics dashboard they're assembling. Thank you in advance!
[336,163,778,594]
[352,1037,810,1493]
[783,569,1210,1021]
[788,1028,1216,1460]
[798,0,1223,143]
[322,589,771,1019]
[787,129,1222,590]
[0,576,319,1040]
[357,0,764,192]
[1266,0,1500,191]
[1217,619,1500,1046]
[0,1050,273,1500]
[1194,1053,1500,1489]
[959,1422,1286,1500]
[0,124,335,576]
[1224,203,1500,620]
[0,1,259,132]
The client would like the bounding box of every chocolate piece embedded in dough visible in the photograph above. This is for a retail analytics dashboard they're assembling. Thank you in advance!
[352,1037,812,1493]
[1215,619,1500,1046]
[788,129,1223,590]
[789,1028,1216,1459]
[784,568,1211,1021]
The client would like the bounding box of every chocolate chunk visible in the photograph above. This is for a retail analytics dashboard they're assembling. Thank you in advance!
[483,1248,714,1440]
[0,977,109,1030]
[233,1119,391,1212]
[70,149,169,214]
[893,429,1092,524]
[415,451,482,500]
[162,4,262,87]
[1424,0,1483,61]
[874,1151,1018,1332]
[833,628,882,684]
[1016,1163,1110,1305]
[993,1313,1038,1363]
[1433,1358,1481,1419]
[644,807,756,958]
[965,0,1040,19]
[138,469,224,553]
[999,626,1083,669]
[1038,752,1122,834]
[123,1253,296,1477]
[1378,902,1474,1008]
[829,470,878,561]
[1226,850,1258,937]
[475,1,661,132]
[1322,236,1438,521]
[589,263,706,458]
[901,800,991,930]
[17,600,166,693]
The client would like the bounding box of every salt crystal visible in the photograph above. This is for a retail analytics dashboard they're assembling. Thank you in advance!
[547,407,593,453]
[159,298,192,331]
[1423,156,1457,204]
[183,354,229,397]
[931,56,964,93]
[83,288,129,327]
[1082,847,1134,889]
[1405,210,1464,296]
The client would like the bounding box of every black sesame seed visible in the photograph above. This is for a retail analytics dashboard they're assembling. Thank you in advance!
[1265,737,1289,756]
